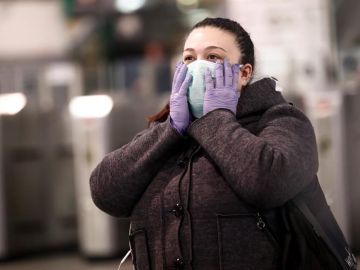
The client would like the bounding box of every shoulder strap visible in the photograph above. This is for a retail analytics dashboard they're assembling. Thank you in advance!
[292,197,356,270]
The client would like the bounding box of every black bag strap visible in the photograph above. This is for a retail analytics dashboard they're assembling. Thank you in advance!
[292,197,356,270]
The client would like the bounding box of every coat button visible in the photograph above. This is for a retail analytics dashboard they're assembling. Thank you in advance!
[174,257,184,268]
[169,203,183,217]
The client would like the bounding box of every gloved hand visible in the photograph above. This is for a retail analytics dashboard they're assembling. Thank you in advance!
[203,58,241,115]
[170,61,193,135]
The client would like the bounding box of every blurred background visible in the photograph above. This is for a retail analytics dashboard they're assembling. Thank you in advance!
[0,0,360,269]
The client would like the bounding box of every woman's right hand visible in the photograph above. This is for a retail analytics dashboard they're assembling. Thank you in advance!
[170,61,193,135]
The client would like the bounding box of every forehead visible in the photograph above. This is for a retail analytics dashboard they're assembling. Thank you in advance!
[184,26,239,55]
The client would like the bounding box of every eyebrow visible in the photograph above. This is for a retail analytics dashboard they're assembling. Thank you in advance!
[183,46,227,52]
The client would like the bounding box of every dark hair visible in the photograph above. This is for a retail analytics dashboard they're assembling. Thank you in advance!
[192,17,255,70]
[148,17,254,125]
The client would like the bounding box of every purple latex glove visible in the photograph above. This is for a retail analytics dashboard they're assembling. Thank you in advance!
[203,58,241,115]
[170,61,193,134]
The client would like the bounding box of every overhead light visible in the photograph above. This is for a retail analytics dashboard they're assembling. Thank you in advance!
[0,93,27,115]
[115,0,146,13]
[69,95,113,119]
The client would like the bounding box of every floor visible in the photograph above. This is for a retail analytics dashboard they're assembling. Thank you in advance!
[0,253,133,270]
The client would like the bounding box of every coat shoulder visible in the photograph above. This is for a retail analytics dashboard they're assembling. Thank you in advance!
[259,102,313,128]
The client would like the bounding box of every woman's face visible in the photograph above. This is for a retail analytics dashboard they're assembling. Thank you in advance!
[183,26,253,88]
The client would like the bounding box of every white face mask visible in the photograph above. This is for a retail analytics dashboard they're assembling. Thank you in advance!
[187,60,217,118]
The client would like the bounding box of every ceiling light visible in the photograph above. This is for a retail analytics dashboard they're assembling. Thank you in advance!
[115,0,146,13]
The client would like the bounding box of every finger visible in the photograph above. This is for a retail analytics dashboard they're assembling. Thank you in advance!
[215,61,224,88]
[224,58,233,87]
[174,59,183,74]
[172,61,184,92]
[176,59,183,68]
[205,68,214,91]
[178,73,192,96]
[232,64,241,88]
[174,63,188,93]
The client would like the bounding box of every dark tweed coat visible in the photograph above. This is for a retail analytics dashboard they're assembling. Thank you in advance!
[90,77,319,270]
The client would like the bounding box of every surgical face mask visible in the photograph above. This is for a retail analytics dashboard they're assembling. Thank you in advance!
[187,60,216,118]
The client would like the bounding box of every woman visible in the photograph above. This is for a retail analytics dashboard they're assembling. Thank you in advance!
[90,18,319,270]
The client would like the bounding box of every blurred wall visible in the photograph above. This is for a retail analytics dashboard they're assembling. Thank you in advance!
[0,0,68,60]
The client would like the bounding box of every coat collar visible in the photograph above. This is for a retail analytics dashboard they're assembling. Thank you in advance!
[236,77,287,118]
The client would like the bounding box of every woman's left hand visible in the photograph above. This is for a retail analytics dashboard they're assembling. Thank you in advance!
[203,58,241,115]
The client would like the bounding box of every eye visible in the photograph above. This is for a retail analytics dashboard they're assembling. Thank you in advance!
[207,54,222,62]
[183,55,195,64]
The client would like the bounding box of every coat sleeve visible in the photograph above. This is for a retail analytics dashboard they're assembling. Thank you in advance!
[187,105,319,209]
[90,119,184,217]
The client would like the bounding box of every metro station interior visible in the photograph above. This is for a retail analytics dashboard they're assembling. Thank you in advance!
[0,0,360,269]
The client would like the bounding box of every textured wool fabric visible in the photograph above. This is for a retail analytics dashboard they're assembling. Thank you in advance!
[90,77,319,270]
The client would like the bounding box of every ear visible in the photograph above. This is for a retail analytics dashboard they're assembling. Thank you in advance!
[238,63,253,90]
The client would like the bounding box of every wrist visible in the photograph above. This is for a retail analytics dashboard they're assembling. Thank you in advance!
[170,117,187,135]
